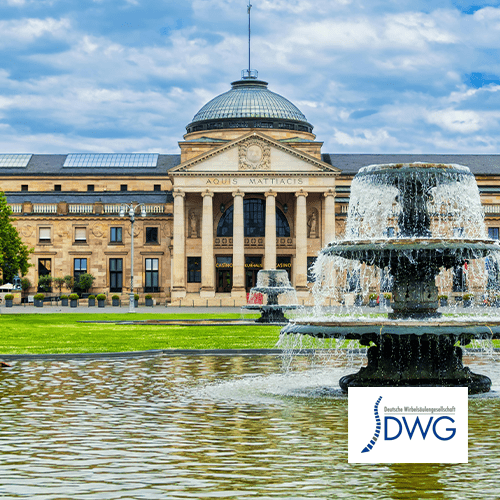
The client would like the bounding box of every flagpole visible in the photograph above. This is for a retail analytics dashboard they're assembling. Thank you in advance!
[248,1,252,75]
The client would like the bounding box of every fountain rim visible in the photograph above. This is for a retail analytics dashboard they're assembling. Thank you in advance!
[323,237,500,254]
[357,162,474,176]
[282,320,500,338]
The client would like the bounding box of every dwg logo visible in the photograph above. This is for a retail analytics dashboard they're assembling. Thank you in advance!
[384,415,456,441]
[348,387,468,463]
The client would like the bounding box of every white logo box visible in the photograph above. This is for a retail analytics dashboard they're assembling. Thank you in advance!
[348,387,468,463]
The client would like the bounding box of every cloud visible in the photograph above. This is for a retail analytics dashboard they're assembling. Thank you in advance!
[427,108,485,133]
[2,2,500,154]
[0,17,71,47]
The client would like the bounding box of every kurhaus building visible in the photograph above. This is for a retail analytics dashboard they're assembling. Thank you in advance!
[2,72,500,305]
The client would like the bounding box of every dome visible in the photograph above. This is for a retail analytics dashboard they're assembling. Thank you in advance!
[186,76,313,134]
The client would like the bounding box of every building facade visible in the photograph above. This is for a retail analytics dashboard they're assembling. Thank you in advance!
[2,74,500,305]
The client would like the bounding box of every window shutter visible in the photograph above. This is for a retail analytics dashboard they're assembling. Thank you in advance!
[75,227,86,241]
[39,228,51,240]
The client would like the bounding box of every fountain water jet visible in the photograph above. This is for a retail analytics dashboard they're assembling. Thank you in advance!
[282,163,500,394]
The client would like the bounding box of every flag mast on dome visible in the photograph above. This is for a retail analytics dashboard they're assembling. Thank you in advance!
[243,0,258,80]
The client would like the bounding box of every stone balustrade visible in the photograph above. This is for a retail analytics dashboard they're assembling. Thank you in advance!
[104,204,121,214]
[69,204,93,214]
[7,202,170,216]
[484,205,500,213]
[144,204,165,213]
[33,204,57,214]
[9,204,22,213]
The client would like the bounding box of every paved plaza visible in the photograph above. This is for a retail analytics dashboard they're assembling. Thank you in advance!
[0,303,243,315]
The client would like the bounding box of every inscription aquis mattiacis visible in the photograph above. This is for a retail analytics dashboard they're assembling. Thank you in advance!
[205,177,305,186]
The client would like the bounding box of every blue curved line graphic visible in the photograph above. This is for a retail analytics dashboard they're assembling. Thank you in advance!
[361,396,382,453]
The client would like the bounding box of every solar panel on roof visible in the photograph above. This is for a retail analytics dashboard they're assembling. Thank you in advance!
[0,154,32,167]
[63,153,159,168]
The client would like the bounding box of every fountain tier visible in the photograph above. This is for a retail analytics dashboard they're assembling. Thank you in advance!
[243,269,298,323]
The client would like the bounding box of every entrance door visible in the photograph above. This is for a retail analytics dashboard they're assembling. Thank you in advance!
[245,269,259,291]
[216,256,232,293]
[277,256,292,282]
[245,256,262,293]
[217,269,232,293]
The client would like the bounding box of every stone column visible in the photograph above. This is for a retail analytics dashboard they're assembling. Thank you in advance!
[172,190,186,298]
[265,190,277,270]
[324,189,336,245]
[200,190,215,297]
[295,190,308,291]
[231,190,246,297]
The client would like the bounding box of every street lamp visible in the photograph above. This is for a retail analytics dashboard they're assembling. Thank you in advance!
[119,203,147,312]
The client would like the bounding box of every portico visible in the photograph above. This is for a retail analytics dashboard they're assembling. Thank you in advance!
[169,131,339,306]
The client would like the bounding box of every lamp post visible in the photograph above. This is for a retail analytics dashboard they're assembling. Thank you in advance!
[119,203,147,313]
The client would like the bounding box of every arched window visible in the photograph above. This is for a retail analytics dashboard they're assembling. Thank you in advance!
[217,205,233,237]
[216,199,290,237]
[276,208,290,237]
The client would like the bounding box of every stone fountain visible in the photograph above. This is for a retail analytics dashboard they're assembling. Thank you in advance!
[243,269,298,323]
[282,163,500,394]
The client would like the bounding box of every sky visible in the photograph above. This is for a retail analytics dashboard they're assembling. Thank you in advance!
[2,0,500,154]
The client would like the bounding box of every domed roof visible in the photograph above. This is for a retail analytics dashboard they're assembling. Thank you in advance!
[186,76,313,134]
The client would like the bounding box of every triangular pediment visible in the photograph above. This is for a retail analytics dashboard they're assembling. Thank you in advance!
[169,132,339,175]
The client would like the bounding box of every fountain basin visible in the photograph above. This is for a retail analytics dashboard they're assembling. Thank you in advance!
[282,320,500,340]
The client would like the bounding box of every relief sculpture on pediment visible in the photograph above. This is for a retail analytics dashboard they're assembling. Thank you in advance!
[238,139,271,170]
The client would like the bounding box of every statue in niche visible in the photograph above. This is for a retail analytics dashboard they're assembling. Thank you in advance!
[307,210,318,238]
[189,210,199,238]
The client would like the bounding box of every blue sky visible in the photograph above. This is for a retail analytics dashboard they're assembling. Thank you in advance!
[2,0,500,154]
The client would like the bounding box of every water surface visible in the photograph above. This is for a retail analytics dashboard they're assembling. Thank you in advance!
[1,354,499,499]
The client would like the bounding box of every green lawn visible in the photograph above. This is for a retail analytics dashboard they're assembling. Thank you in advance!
[1,313,498,355]
[0,313,283,354]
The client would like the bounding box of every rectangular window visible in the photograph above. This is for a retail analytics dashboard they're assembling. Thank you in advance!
[154,184,161,191]
[87,184,94,192]
[488,227,499,240]
[307,256,317,282]
[39,227,51,243]
[145,227,158,243]
[120,184,128,192]
[74,227,87,242]
[54,184,61,191]
[38,258,51,276]
[109,258,123,292]
[110,227,123,243]
[38,258,52,292]
[145,258,159,292]
[74,258,87,283]
[21,185,28,191]
[187,257,201,283]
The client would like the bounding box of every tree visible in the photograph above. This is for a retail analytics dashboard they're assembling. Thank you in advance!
[63,275,74,291]
[0,192,32,282]
[21,277,31,292]
[76,273,95,293]
[38,274,52,293]
[53,277,66,294]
